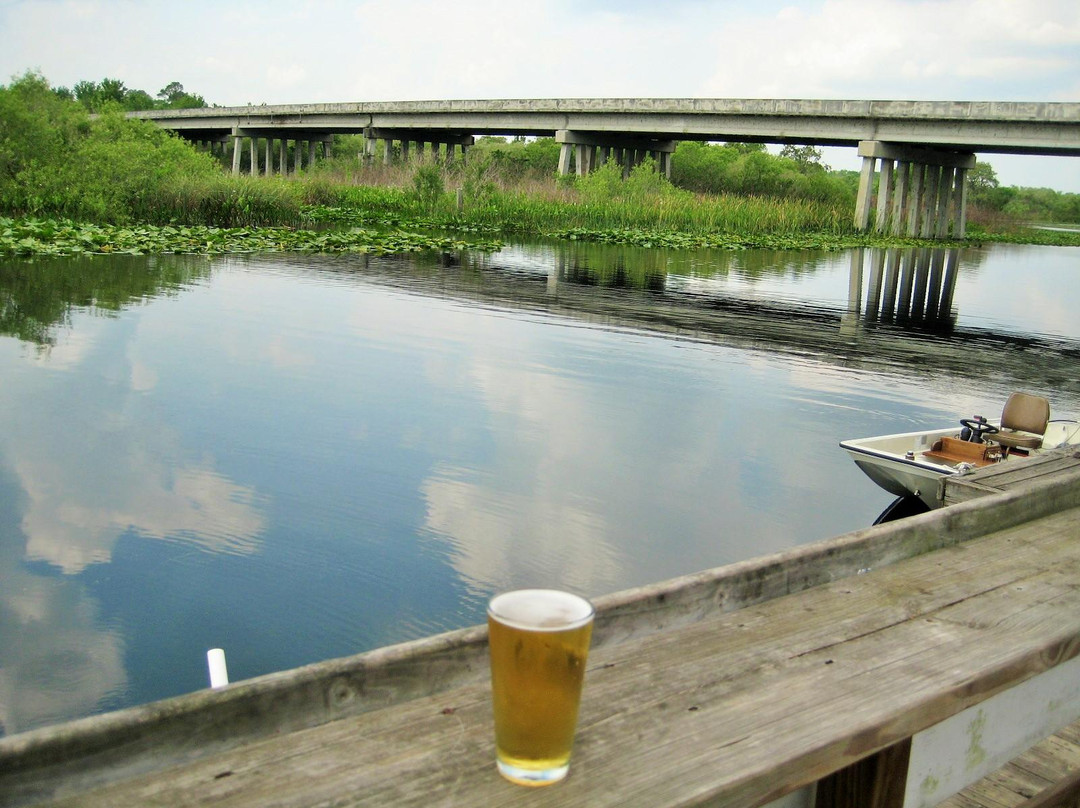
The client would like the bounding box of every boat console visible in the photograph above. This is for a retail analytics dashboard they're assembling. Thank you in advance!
[922,436,1003,467]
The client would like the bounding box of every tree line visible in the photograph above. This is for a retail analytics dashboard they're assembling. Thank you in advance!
[52,77,207,113]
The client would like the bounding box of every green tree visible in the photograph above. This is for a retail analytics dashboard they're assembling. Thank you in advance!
[967,162,1013,211]
[71,77,130,112]
[779,144,828,173]
[157,81,206,109]
[968,162,999,195]
[0,72,87,212]
[72,79,101,110]
[122,89,156,111]
[0,71,217,221]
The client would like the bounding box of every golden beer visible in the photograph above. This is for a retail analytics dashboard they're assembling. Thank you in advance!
[487,589,594,786]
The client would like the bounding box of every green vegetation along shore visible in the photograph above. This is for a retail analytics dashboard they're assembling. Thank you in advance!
[2,71,1079,259]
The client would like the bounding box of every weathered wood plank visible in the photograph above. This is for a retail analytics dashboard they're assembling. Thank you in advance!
[15,503,1080,808]
[1023,768,1080,808]
[943,449,1080,505]
[1010,736,1080,783]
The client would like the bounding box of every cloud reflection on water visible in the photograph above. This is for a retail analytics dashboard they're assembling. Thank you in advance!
[0,565,126,736]
[0,302,267,733]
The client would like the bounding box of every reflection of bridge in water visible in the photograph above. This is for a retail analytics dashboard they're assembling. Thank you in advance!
[298,245,1080,396]
[845,247,961,331]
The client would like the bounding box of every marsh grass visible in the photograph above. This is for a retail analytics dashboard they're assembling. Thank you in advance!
[301,161,852,238]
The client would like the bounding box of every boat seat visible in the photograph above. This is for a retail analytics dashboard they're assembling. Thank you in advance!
[987,392,1050,452]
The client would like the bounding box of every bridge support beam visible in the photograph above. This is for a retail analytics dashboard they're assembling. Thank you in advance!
[231,129,242,176]
[555,130,675,178]
[364,128,474,166]
[855,141,975,239]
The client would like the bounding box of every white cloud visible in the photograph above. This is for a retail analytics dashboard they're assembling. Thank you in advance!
[702,0,1080,100]
[266,64,309,89]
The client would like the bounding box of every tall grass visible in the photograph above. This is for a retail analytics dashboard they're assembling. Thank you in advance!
[303,146,852,235]
[404,160,853,236]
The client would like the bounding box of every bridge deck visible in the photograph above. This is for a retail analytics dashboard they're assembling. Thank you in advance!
[131,98,1080,155]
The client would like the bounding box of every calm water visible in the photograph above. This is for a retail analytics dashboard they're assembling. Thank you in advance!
[1,241,1077,735]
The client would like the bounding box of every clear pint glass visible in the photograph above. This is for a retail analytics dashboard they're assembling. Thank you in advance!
[487,589,594,786]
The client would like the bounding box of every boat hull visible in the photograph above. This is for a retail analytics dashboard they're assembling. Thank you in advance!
[841,419,1080,509]
[842,427,958,509]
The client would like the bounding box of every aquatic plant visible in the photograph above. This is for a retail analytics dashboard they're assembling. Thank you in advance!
[0,218,503,258]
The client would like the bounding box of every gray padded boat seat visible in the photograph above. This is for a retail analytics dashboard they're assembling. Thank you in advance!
[989,392,1050,451]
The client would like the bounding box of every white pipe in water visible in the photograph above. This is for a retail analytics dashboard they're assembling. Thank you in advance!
[207,648,229,688]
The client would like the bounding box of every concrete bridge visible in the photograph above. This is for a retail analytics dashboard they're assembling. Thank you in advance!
[132,99,1080,239]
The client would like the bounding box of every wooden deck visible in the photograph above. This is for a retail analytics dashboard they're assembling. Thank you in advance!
[941,719,1080,808]
[2,456,1079,807]
[942,446,1080,506]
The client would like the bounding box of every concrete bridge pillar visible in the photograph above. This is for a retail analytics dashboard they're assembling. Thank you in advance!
[264,139,272,176]
[231,130,242,176]
[574,144,592,176]
[279,139,288,174]
[935,166,955,239]
[855,141,975,239]
[558,143,572,175]
[919,164,940,238]
[658,150,672,180]
[889,161,909,236]
[874,159,894,232]
[906,164,924,237]
[556,130,675,179]
[953,166,969,237]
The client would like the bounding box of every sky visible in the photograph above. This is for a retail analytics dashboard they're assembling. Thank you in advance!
[1,0,1078,190]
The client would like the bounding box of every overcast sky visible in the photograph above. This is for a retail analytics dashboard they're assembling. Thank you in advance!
[2,0,1078,190]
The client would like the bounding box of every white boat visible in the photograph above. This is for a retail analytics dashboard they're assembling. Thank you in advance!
[841,392,1080,512]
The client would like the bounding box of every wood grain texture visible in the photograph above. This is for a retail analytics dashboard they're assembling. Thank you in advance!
[943,449,1080,506]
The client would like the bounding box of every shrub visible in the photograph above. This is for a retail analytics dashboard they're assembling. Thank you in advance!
[410,163,445,211]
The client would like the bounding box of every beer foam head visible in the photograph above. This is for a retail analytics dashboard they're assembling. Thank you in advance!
[488,589,594,631]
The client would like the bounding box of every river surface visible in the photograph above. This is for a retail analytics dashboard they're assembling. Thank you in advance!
[1,241,1077,735]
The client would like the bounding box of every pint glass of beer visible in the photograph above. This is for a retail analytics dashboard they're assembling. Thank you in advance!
[487,589,594,786]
